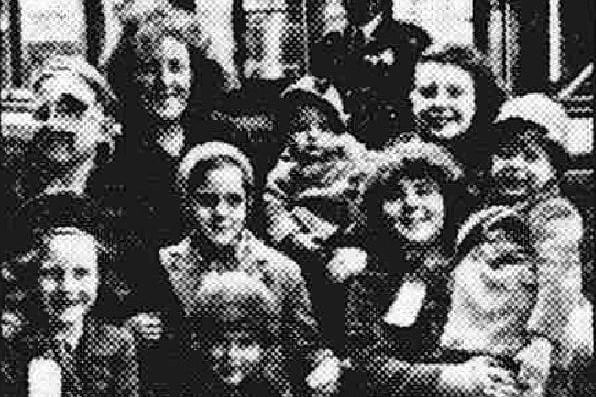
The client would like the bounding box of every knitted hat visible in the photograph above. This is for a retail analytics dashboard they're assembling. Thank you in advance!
[494,93,570,151]
[178,141,254,193]
[374,138,465,187]
[191,271,279,340]
[281,75,350,131]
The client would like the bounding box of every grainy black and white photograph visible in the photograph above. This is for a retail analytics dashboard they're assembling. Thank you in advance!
[0,1,594,396]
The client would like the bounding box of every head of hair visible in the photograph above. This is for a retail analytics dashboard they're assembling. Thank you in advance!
[364,154,468,263]
[109,6,226,145]
[481,118,569,179]
[177,142,255,226]
[189,271,279,347]
[417,44,506,167]
[277,99,345,154]
[31,55,120,118]
[3,224,115,328]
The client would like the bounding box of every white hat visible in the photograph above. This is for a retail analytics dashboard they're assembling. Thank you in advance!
[281,75,350,129]
[495,93,570,149]
[178,141,254,192]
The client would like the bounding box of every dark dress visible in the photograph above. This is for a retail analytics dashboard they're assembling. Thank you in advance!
[1,316,139,397]
[344,241,452,396]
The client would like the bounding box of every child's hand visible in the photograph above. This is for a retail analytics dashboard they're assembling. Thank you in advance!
[514,338,552,396]
[326,247,367,283]
[439,356,518,397]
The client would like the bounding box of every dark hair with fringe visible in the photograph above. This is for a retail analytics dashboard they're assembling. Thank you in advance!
[363,158,469,272]
[474,118,569,195]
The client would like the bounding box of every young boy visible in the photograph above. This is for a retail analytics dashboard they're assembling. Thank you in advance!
[183,271,287,397]
[264,75,369,260]
[440,94,589,396]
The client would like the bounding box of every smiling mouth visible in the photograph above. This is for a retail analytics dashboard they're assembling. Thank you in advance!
[426,116,460,130]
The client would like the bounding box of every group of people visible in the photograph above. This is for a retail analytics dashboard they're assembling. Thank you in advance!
[1,1,593,397]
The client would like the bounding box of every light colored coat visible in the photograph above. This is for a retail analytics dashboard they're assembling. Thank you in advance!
[159,230,331,371]
[264,134,369,246]
[441,190,586,367]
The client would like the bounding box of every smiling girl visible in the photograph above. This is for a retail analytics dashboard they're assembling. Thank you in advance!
[1,195,139,397]
[408,44,505,174]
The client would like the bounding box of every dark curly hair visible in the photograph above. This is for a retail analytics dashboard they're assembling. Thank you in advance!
[363,157,470,273]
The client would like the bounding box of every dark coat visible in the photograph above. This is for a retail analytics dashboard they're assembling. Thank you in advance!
[1,316,139,397]
[343,243,452,396]
[312,18,431,148]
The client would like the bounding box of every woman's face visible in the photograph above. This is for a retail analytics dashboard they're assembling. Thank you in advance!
[38,232,99,326]
[208,329,263,386]
[188,164,247,248]
[382,176,445,244]
[136,35,193,122]
[411,61,476,140]
[32,74,106,169]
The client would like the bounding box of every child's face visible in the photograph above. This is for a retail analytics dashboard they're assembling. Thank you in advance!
[208,329,264,386]
[411,61,476,140]
[489,135,556,202]
[289,105,339,158]
[382,176,445,243]
[38,232,99,326]
[189,164,247,248]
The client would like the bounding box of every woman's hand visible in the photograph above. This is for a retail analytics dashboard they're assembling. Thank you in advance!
[439,356,520,397]
[125,312,163,342]
[306,354,342,396]
[326,247,367,283]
